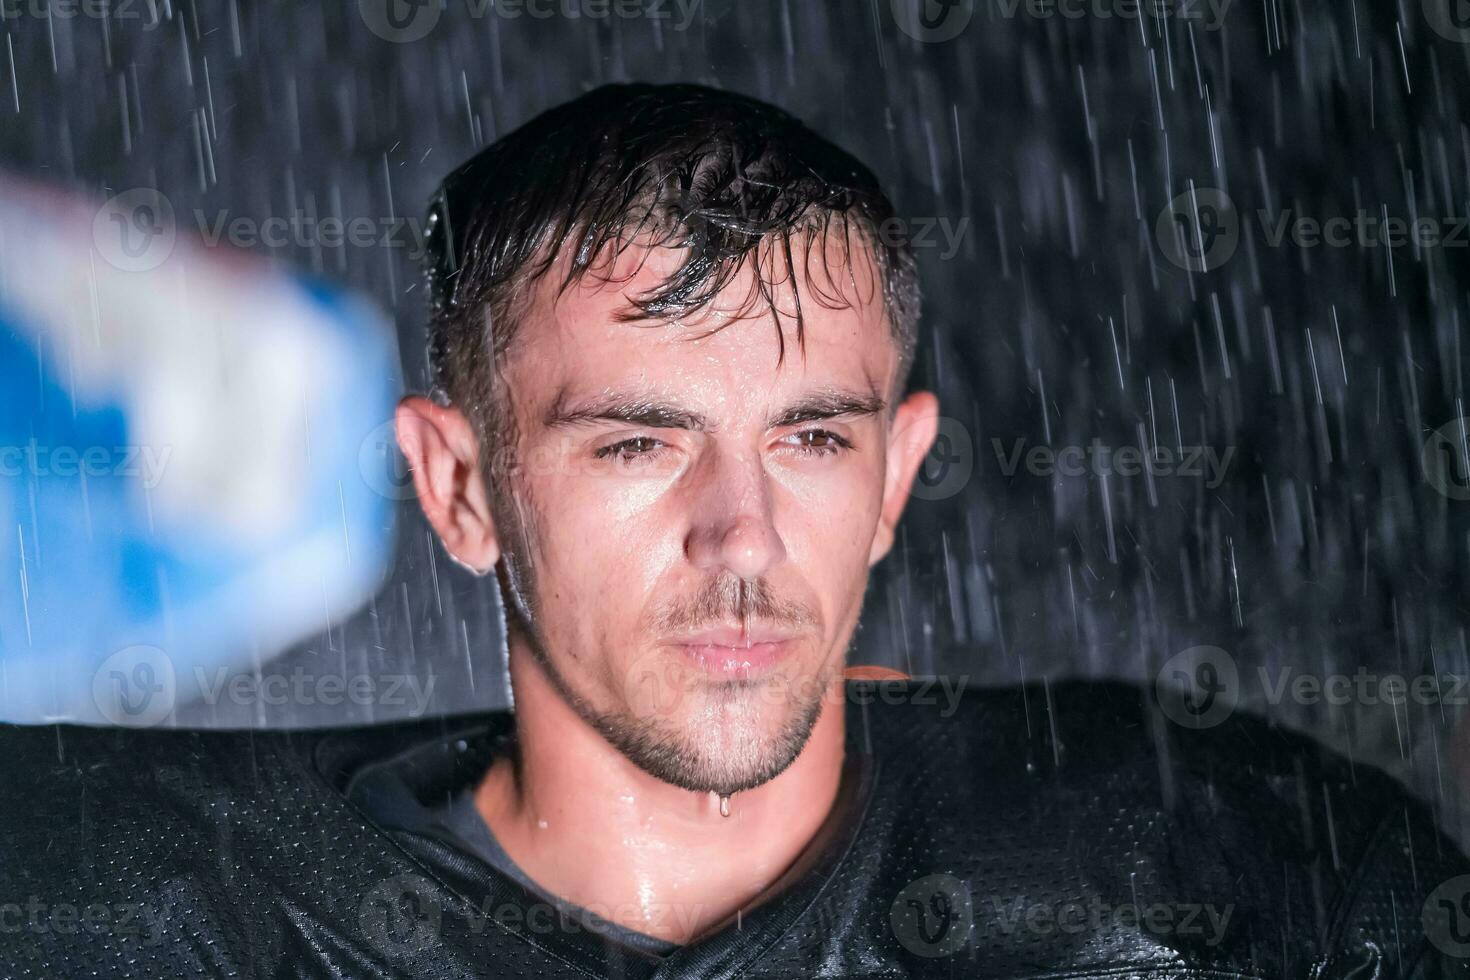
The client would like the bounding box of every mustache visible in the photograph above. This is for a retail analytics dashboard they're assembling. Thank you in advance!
[652,575,816,634]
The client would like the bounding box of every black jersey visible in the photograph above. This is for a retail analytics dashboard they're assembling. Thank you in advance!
[1,678,1467,978]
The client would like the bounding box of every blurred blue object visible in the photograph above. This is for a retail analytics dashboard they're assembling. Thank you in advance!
[0,176,400,725]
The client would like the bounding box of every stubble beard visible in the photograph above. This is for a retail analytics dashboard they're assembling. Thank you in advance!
[491,465,837,798]
[586,657,839,797]
[515,613,838,797]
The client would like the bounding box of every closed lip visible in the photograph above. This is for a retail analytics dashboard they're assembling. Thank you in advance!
[670,625,798,648]
[671,624,799,677]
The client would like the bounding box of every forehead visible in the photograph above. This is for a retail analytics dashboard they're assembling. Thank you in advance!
[506,236,897,424]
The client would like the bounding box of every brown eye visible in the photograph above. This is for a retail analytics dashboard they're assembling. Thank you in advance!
[786,429,853,456]
[595,436,667,462]
[621,437,660,455]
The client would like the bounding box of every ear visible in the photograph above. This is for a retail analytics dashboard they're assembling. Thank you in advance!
[394,395,500,575]
[868,390,941,567]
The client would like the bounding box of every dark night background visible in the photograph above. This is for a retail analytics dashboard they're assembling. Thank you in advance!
[4,0,1470,840]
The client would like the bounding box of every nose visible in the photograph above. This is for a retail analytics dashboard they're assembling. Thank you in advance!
[683,451,787,580]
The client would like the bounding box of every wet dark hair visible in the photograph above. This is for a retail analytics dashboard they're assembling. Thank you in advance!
[422,82,920,474]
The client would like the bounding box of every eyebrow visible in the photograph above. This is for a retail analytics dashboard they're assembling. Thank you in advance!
[542,384,887,433]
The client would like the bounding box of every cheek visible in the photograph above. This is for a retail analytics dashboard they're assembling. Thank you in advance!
[523,477,680,642]
[774,462,886,582]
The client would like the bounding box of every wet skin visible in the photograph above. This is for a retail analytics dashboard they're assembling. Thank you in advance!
[395,236,939,943]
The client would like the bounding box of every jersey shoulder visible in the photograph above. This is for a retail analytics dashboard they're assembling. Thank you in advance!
[846,677,1470,974]
[0,716,556,978]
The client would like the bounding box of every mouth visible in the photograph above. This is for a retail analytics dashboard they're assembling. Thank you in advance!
[668,625,799,677]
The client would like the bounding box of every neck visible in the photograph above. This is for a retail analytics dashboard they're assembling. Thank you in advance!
[472,635,848,945]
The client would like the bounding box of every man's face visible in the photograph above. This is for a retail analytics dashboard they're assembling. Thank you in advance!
[404,235,937,797]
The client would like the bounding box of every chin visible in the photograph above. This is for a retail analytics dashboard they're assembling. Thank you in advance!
[598,669,832,796]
